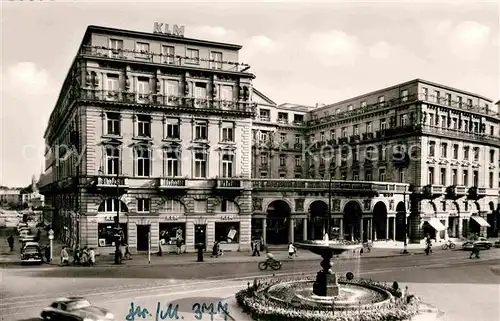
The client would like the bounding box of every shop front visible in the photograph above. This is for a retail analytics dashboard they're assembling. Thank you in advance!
[159,214,187,254]
[214,214,240,252]
[95,213,128,255]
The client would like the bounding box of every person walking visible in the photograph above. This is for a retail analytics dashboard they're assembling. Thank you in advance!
[469,244,480,259]
[73,245,81,265]
[176,237,183,255]
[89,247,96,266]
[124,243,132,260]
[211,240,220,258]
[7,234,14,252]
[60,246,69,266]
[252,238,261,257]
[288,243,297,259]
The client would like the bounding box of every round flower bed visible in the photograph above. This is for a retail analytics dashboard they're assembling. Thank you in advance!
[236,276,421,321]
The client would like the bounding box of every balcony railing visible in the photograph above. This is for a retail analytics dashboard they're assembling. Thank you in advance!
[216,178,243,189]
[158,177,187,189]
[77,89,256,114]
[258,116,271,122]
[80,45,252,74]
[468,186,487,199]
[422,184,445,199]
[307,93,498,127]
[445,185,467,200]
[96,176,127,187]
[251,179,408,193]
[420,125,500,146]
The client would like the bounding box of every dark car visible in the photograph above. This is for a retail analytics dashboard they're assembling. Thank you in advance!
[41,297,115,321]
[21,242,43,264]
[462,237,493,250]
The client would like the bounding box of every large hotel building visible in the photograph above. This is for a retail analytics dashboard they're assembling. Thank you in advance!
[38,25,499,254]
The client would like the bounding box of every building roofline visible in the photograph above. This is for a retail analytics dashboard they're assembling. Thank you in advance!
[253,88,276,105]
[314,78,493,112]
[84,25,243,50]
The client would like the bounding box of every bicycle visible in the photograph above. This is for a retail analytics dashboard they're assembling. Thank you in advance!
[441,240,456,250]
[258,259,282,271]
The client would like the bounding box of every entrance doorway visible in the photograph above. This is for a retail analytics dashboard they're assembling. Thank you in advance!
[343,201,362,241]
[136,225,150,251]
[395,202,406,241]
[194,225,207,250]
[372,202,388,241]
[266,200,291,244]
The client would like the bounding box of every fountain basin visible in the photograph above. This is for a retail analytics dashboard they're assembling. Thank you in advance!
[294,241,363,256]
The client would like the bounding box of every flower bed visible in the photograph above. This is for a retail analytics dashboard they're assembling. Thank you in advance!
[236,276,421,321]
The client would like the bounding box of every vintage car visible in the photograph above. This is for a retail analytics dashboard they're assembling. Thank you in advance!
[462,237,493,250]
[41,297,115,321]
[19,229,35,242]
[21,241,43,264]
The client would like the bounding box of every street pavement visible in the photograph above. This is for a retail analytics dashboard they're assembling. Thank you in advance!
[1,248,499,321]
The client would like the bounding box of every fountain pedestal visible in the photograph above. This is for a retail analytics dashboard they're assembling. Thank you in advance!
[313,251,339,296]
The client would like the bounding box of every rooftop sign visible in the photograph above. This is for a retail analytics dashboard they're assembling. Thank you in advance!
[153,22,185,37]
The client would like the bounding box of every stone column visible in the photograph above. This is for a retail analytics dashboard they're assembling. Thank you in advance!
[392,218,396,241]
[303,218,308,241]
[289,218,294,243]
[385,217,389,240]
[458,218,463,238]
[368,219,372,241]
[359,217,364,241]
[339,218,344,240]
[262,219,267,245]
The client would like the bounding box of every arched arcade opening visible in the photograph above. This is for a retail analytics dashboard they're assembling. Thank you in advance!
[308,200,329,240]
[395,201,407,241]
[343,201,362,241]
[372,202,388,241]
[266,200,291,245]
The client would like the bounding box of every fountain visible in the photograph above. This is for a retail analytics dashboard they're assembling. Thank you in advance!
[233,232,442,320]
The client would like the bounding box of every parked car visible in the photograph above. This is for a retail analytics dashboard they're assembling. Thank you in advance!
[19,230,35,242]
[462,237,493,250]
[40,297,115,321]
[494,239,500,248]
[21,241,43,264]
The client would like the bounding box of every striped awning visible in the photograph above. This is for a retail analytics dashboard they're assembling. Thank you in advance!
[420,218,446,231]
[470,216,491,227]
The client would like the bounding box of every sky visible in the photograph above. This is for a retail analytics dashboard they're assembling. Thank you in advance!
[0,0,498,187]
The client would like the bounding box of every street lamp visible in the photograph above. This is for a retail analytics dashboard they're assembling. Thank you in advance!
[402,190,408,254]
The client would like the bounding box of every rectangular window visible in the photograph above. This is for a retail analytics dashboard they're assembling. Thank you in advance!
[136,148,151,177]
[162,45,175,64]
[434,90,440,103]
[365,170,372,181]
[211,51,223,69]
[106,74,119,93]
[467,98,473,107]
[464,146,469,160]
[186,48,199,64]
[379,168,386,181]
[399,169,405,183]
[164,199,183,212]
[441,115,446,128]
[473,170,479,187]
[353,171,359,181]
[166,118,180,139]
[295,134,301,145]
[464,120,469,131]
[137,198,150,212]
[295,156,301,167]
[135,42,150,59]
[165,151,179,177]
[489,172,494,188]
[280,133,287,143]
[194,121,208,140]
[440,143,447,158]
[452,118,458,130]
[440,168,446,185]
[429,114,434,125]
[452,169,457,185]
[98,223,127,247]
[220,85,234,102]
[401,89,409,102]
[279,154,286,166]
[106,112,121,136]
[320,132,325,141]
[445,93,451,106]
[215,222,239,243]
[429,141,435,157]
[422,87,428,100]
[463,170,469,186]
[400,114,408,126]
[353,125,359,135]
[106,146,120,175]
[137,115,151,137]
[490,126,494,135]
[453,144,459,159]
[109,39,123,57]
[428,167,434,185]
[366,122,372,132]
[348,105,353,111]
[341,127,347,137]
[378,96,385,106]
[474,147,480,161]
[260,154,268,165]
[137,78,149,96]
[222,154,234,177]
[490,149,495,163]
[457,96,463,106]
[166,80,180,97]
[194,151,207,178]
[380,119,387,130]
[361,101,367,107]
[221,122,234,142]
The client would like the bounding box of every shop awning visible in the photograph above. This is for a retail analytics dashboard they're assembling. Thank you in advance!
[421,218,446,231]
[470,216,491,227]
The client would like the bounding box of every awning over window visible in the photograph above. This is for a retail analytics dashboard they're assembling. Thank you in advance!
[421,218,446,231]
[470,216,491,227]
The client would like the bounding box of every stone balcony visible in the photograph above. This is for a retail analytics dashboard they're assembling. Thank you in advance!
[215,178,245,190]
[157,177,187,190]
[422,184,445,199]
[251,179,408,196]
[467,186,487,200]
[95,176,128,190]
[445,185,467,200]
